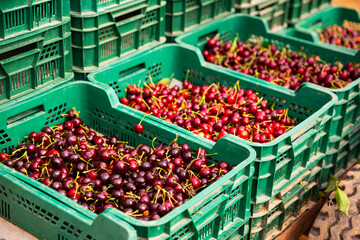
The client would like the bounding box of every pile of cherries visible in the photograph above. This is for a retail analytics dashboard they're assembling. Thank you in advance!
[318,21,360,50]
[0,109,233,220]
[202,35,360,90]
[121,80,295,142]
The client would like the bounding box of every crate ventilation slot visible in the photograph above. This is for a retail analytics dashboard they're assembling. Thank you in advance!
[33,0,56,24]
[4,8,26,30]
[45,103,67,125]
[0,129,11,146]
[145,63,162,81]
[0,200,10,220]
[171,224,192,239]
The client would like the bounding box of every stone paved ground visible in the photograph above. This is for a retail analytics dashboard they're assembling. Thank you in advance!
[0,217,37,240]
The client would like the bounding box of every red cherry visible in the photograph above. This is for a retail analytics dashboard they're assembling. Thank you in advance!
[120,97,129,105]
[247,93,257,102]
[200,167,211,178]
[42,177,52,186]
[48,149,59,156]
[227,95,236,104]
[129,160,139,171]
[218,161,229,170]
[192,160,204,171]
[68,188,80,199]
[29,132,40,142]
[200,123,210,133]
[0,152,9,161]
[55,124,64,132]
[64,121,74,130]
[238,130,249,139]
[204,133,211,140]
[134,124,144,134]
[190,176,201,189]
[218,131,227,140]
[88,170,98,179]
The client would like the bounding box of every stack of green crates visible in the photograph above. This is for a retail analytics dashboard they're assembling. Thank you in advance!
[174,13,360,239]
[235,0,289,31]
[0,0,73,104]
[165,0,234,42]
[287,0,331,26]
[1,1,359,239]
[176,14,360,189]
[88,42,337,240]
[278,6,360,185]
[293,6,360,55]
[0,80,255,240]
[322,126,360,182]
[250,164,322,240]
[70,0,166,80]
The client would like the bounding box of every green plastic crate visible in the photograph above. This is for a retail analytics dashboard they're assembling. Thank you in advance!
[314,0,331,11]
[319,0,331,9]
[165,0,234,42]
[287,0,318,26]
[0,170,137,240]
[268,0,289,31]
[70,0,162,15]
[0,0,70,40]
[88,44,337,204]
[320,124,360,189]
[293,6,360,54]
[234,0,265,5]
[287,0,330,26]
[226,219,249,240]
[290,7,360,139]
[0,81,255,240]
[235,0,289,30]
[249,163,321,240]
[234,2,259,15]
[176,13,360,143]
[0,19,73,104]
[274,27,319,41]
[71,1,166,80]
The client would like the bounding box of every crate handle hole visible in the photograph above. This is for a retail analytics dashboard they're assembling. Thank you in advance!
[198,31,218,45]
[119,63,146,79]
[309,19,326,28]
[7,105,45,127]
[0,43,37,61]
[115,9,142,23]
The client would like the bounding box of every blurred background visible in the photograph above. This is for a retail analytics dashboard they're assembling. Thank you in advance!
[333,0,360,11]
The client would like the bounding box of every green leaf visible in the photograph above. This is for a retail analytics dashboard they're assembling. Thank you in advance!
[319,191,327,198]
[335,184,350,216]
[159,78,170,85]
[356,159,360,165]
[230,34,238,52]
[325,173,338,193]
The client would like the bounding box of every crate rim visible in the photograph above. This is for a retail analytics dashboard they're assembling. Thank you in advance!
[295,5,360,30]
[69,0,165,18]
[0,17,71,42]
[88,43,338,149]
[0,166,139,239]
[293,6,360,55]
[175,13,360,95]
[0,80,256,227]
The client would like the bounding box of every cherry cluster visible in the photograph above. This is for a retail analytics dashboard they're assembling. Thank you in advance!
[318,22,360,50]
[202,35,360,90]
[0,109,233,220]
[121,80,295,142]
